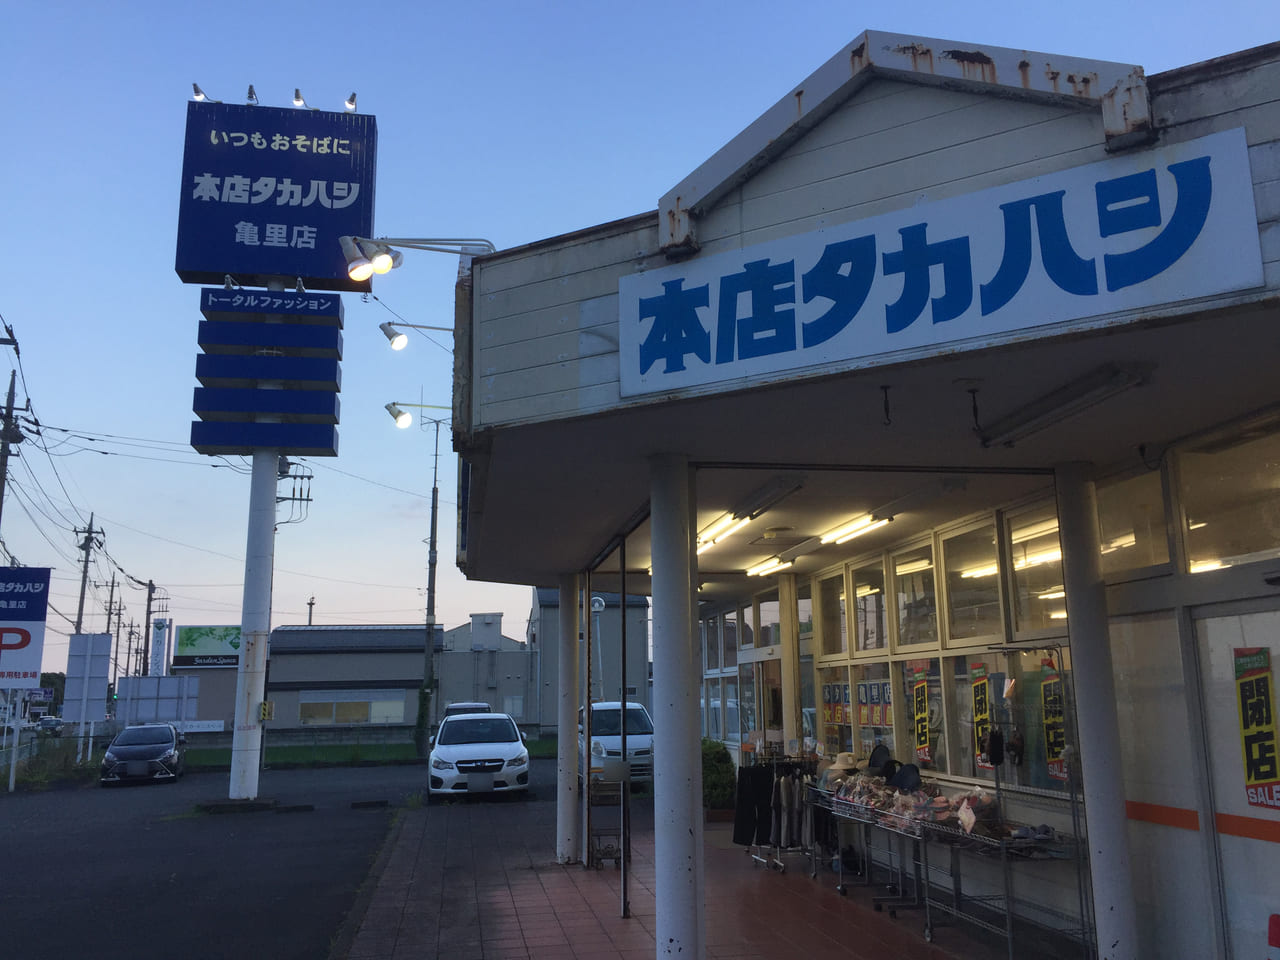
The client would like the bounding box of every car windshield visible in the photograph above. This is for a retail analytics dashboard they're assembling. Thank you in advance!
[590,707,653,736]
[438,716,518,745]
[114,726,174,746]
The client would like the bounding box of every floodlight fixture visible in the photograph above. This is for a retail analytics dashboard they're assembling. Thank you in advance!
[385,400,450,430]
[340,236,374,281]
[380,322,409,351]
[344,91,357,112]
[293,88,306,106]
[192,83,220,102]
[247,84,259,105]
[338,235,497,281]
[385,403,413,429]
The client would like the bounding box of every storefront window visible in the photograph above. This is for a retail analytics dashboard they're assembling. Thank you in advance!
[850,661,894,760]
[1002,647,1074,792]
[853,559,887,651]
[705,677,722,741]
[1180,428,1280,573]
[817,665,852,758]
[724,675,740,742]
[1009,509,1066,633]
[758,591,781,647]
[818,571,848,656]
[943,654,1007,782]
[797,583,813,649]
[944,523,1002,641]
[894,546,937,647]
[761,658,784,747]
[738,603,754,649]
[1097,469,1169,573]
[721,612,737,668]
[335,701,369,724]
[738,662,758,746]
[898,658,946,773]
[800,653,816,749]
[703,617,719,672]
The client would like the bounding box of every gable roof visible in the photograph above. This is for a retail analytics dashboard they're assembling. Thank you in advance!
[658,29,1150,252]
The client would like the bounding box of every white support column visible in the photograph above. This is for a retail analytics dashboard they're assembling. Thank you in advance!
[1055,462,1139,960]
[650,454,703,959]
[228,447,277,800]
[777,573,801,747]
[556,573,581,863]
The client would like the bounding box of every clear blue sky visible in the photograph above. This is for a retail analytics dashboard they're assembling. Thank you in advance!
[1,1,1273,674]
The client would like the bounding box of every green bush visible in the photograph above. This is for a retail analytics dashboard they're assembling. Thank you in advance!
[701,738,735,809]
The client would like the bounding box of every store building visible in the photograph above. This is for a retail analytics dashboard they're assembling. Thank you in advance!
[450,31,1279,960]
[525,588,652,737]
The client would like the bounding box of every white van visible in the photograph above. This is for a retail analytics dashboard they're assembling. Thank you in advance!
[579,700,654,785]
[442,701,492,718]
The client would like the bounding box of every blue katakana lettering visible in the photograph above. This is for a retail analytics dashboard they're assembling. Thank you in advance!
[638,279,711,375]
[981,191,1097,314]
[715,259,796,363]
[1099,157,1212,291]
[800,236,876,348]
[882,224,972,333]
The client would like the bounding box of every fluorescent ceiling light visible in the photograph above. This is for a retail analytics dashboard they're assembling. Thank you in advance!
[1190,559,1225,573]
[855,584,880,598]
[976,362,1154,448]
[960,563,999,579]
[1014,548,1062,570]
[895,558,932,576]
[836,518,890,544]
[747,557,793,577]
[820,514,874,544]
[1100,532,1137,554]
[1011,518,1059,544]
[1050,611,1068,620]
[1038,589,1066,600]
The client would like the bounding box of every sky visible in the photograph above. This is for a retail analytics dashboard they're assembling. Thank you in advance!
[1,1,1274,676]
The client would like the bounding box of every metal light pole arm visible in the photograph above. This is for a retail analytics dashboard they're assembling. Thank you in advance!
[353,236,496,255]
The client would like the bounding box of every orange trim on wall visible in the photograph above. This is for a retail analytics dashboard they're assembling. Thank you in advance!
[1125,800,1200,831]
[1215,812,1280,844]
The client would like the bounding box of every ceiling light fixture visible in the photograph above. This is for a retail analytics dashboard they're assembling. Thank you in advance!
[747,557,793,577]
[695,476,805,555]
[834,517,890,545]
[976,362,1154,448]
[895,558,933,576]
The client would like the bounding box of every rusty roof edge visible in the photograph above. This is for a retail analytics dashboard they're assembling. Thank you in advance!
[658,29,1145,252]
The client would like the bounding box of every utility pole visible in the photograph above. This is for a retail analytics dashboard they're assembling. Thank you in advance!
[73,514,103,633]
[0,369,25,537]
[104,576,117,685]
[142,579,156,676]
[414,417,444,757]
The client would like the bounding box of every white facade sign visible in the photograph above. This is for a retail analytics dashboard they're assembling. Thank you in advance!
[0,567,51,689]
[619,128,1263,397]
[63,633,112,724]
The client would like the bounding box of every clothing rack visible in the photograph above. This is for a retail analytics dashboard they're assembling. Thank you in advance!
[732,755,817,874]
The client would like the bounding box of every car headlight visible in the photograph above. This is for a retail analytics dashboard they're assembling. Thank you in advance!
[590,740,606,758]
[430,756,455,770]
[506,752,528,768]
[162,749,178,762]
[103,751,117,764]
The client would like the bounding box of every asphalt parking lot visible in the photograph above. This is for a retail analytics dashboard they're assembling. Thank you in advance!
[2,763,440,960]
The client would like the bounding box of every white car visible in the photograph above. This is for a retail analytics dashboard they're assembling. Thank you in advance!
[579,701,655,785]
[428,712,529,798]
